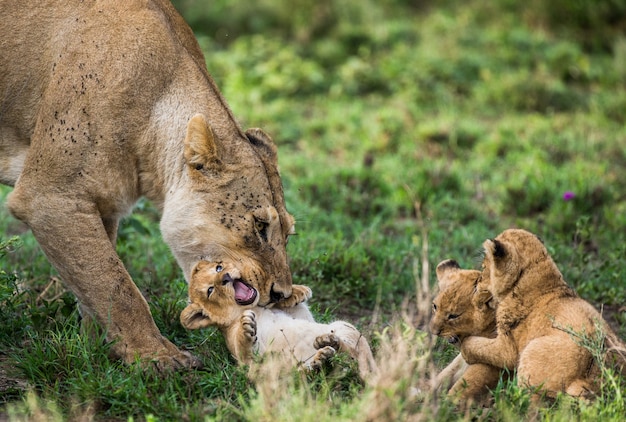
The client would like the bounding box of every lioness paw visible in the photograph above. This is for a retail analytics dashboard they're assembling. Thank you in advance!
[314,333,341,351]
[273,284,312,309]
[241,310,257,344]
[111,336,203,372]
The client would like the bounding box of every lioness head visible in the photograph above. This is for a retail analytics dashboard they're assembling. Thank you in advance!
[478,228,566,302]
[161,114,295,307]
[181,260,258,330]
[430,259,496,344]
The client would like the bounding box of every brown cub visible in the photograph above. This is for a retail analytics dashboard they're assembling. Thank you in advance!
[462,229,626,400]
[430,259,501,403]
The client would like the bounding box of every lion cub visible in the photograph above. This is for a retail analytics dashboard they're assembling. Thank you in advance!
[430,259,501,403]
[462,229,626,400]
[180,261,377,380]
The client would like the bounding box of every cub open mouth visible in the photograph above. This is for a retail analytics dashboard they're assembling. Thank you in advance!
[447,335,460,345]
[233,279,257,306]
[222,272,258,305]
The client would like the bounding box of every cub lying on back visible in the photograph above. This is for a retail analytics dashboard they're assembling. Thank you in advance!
[180,261,377,380]
[462,229,626,400]
[429,259,500,402]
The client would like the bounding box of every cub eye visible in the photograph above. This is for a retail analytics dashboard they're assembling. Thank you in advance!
[216,264,223,273]
[254,219,269,241]
[207,286,214,297]
[448,313,459,321]
[432,303,437,312]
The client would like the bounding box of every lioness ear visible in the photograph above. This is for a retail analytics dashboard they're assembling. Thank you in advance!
[245,128,292,236]
[184,114,222,172]
[245,128,277,162]
[180,303,213,330]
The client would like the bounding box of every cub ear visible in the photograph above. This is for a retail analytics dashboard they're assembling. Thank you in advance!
[184,114,222,172]
[435,259,460,290]
[474,289,495,311]
[180,302,213,330]
[484,238,506,260]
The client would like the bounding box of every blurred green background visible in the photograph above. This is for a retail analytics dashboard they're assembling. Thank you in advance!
[170,0,626,317]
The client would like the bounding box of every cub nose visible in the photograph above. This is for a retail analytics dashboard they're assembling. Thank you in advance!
[222,273,233,285]
[428,322,441,336]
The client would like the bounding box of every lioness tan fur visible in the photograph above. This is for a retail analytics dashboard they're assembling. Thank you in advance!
[429,259,501,403]
[180,261,378,380]
[0,1,298,369]
[462,229,626,400]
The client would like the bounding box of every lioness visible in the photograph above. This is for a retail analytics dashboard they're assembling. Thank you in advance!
[462,229,626,400]
[0,1,297,369]
[430,259,501,403]
[180,261,378,380]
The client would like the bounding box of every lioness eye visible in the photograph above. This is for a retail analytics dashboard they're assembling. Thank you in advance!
[216,265,223,273]
[207,286,214,297]
[254,219,269,241]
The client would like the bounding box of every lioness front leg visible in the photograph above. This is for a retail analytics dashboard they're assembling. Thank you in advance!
[7,191,200,371]
[461,335,518,370]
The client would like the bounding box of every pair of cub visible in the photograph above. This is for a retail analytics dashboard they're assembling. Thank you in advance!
[431,228,626,403]
[180,261,376,380]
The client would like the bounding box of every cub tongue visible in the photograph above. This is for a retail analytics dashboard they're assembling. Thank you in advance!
[234,280,255,304]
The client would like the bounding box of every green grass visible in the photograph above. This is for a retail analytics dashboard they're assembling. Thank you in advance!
[1,0,626,420]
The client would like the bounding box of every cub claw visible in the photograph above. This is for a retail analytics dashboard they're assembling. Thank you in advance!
[314,333,341,351]
[308,346,336,370]
[241,310,257,344]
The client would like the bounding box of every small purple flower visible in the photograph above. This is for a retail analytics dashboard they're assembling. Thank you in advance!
[563,191,576,201]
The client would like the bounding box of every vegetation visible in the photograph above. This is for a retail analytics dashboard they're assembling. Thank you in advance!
[1,0,625,420]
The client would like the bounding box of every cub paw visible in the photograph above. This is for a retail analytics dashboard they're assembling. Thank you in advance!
[273,284,312,309]
[308,346,337,371]
[314,333,341,351]
[460,337,479,365]
[241,310,257,345]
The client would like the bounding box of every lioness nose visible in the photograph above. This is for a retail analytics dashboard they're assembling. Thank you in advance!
[269,289,283,303]
[269,282,291,303]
